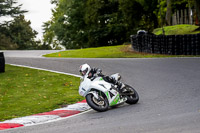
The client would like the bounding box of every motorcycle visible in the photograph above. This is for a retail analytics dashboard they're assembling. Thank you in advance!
[79,73,139,112]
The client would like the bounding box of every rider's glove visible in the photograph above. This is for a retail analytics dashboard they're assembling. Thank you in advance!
[96,69,102,76]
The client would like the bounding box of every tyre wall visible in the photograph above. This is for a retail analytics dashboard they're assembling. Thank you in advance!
[130,34,200,55]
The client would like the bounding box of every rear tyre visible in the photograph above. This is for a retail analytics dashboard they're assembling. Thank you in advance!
[86,93,109,112]
[125,85,139,104]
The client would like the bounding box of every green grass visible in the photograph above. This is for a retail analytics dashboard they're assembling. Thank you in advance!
[0,64,83,121]
[153,24,200,35]
[43,45,199,58]
[44,45,130,58]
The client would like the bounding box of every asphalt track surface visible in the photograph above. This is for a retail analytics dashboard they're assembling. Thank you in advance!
[2,51,200,133]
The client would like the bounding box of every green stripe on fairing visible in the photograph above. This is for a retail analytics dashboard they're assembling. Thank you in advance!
[106,92,110,100]
[110,94,120,106]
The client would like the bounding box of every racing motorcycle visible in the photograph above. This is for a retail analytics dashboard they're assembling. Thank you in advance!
[79,73,139,112]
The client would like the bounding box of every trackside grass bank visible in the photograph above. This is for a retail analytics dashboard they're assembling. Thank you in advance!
[0,64,83,121]
[153,24,200,35]
[43,45,200,58]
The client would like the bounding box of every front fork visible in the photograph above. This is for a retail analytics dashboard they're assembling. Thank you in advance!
[88,90,107,102]
[88,91,99,100]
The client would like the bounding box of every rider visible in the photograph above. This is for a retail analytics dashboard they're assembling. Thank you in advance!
[79,63,125,92]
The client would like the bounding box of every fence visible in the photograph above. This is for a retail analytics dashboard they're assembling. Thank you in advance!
[172,9,196,25]
[130,34,200,55]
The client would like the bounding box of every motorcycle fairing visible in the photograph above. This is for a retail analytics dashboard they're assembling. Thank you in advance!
[79,76,125,106]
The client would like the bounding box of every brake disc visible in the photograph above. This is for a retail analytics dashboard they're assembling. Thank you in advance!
[92,96,105,106]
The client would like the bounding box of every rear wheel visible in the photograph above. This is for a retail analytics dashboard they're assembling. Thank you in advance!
[86,92,109,112]
[125,85,139,104]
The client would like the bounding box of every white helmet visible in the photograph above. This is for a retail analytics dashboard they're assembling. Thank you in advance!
[79,64,91,77]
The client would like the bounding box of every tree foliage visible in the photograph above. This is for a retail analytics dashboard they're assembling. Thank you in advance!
[85,0,125,47]
[43,0,149,49]
[0,15,39,50]
[0,0,44,50]
[0,33,18,50]
[0,0,27,18]
[43,0,199,49]
[194,0,200,25]
[8,15,38,49]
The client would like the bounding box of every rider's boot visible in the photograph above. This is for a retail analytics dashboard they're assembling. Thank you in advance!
[116,81,126,93]
[109,77,125,93]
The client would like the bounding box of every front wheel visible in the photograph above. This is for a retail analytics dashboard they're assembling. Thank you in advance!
[125,85,139,104]
[86,93,109,112]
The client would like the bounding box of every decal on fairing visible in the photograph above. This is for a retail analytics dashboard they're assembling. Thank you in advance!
[106,92,110,100]
[102,84,121,106]
[110,94,120,106]
[109,91,115,99]
[99,84,107,89]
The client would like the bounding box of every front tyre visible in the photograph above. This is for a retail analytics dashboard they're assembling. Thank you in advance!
[86,93,109,112]
[125,85,139,104]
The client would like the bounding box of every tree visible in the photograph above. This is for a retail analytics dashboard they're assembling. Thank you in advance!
[0,33,18,50]
[166,0,172,25]
[135,0,159,31]
[194,0,200,25]
[0,0,41,50]
[42,20,59,49]
[0,19,18,50]
[85,0,126,46]
[46,0,193,49]
[156,0,189,26]
[45,0,144,49]
[43,0,88,49]
[0,0,27,18]
[7,15,38,49]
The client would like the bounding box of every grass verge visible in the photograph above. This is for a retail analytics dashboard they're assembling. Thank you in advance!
[0,64,83,121]
[153,24,200,35]
[43,45,200,58]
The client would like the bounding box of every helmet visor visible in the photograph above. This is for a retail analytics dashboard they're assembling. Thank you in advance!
[80,68,88,76]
